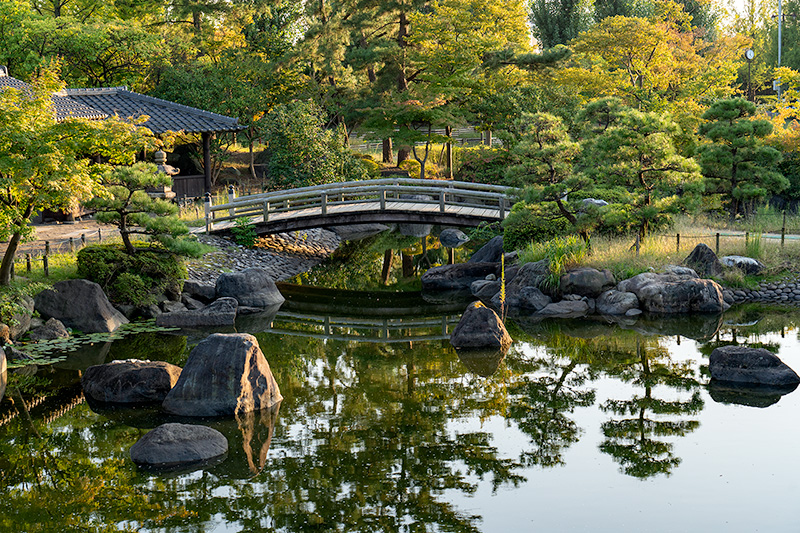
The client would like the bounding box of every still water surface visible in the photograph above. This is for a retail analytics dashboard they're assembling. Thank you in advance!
[2,299,799,532]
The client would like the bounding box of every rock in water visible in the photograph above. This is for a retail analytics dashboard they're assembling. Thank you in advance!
[450,302,512,352]
[34,279,128,333]
[216,268,285,307]
[28,318,69,341]
[82,360,182,404]
[617,271,728,314]
[710,345,800,386]
[560,267,616,298]
[421,262,500,292]
[155,297,238,328]
[439,228,469,248]
[130,423,228,469]
[596,290,640,315]
[162,333,282,416]
[684,243,723,277]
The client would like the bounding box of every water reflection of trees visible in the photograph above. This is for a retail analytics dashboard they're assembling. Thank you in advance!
[505,334,597,468]
[597,337,703,479]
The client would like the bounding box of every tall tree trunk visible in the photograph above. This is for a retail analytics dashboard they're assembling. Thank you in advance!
[0,232,23,286]
[382,138,394,164]
[381,249,394,284]
[192,10,201,34]
[402,252,414,277]
[397,12,410,91]
[397,147,410,165]
[485,130,492,146]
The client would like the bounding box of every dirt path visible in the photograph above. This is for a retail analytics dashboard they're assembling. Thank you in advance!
[0,220,119,257]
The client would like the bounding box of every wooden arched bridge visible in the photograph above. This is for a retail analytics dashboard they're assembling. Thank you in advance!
[200,178,514,234]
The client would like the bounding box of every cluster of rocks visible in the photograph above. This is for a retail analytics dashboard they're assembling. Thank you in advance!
[727,278,800,304]
[81,333,282,470]
[187,230,339,285]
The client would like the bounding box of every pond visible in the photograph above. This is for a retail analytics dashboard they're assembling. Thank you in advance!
[2,294,800,532]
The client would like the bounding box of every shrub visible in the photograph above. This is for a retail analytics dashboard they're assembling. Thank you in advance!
[454,146,511,185]
[359,156,381,177]
[399,159,422,179]
[231,218,258,247]
[77,244,186,306]
[502,203,572,251]
[519,235,589,291]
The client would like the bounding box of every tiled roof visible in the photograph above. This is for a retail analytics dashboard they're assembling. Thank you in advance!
[64,87,242,134]
[0,75,108,121]
[0,71,241,134]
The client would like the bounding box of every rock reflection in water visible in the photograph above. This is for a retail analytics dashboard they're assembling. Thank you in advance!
[456,349,505,377]
[708,380,799,408]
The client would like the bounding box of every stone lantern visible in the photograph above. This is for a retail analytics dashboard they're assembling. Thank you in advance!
[147,149,179,199]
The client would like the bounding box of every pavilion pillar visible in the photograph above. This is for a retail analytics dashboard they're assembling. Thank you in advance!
[202,132,212,193]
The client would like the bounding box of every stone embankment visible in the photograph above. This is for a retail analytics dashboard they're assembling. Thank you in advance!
[187,229,340,284]
[727,277,800,305]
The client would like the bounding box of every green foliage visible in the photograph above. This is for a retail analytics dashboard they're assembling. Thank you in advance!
[518,235,589,290]
[745,233,764,260]
[698,98,786,218]
[355,154,381,177]
[529,0,593,48]
[502,203,572,251]
[85,163,196,255]
[231,218,258,247]
[76,244,186,306]
[454,146,512,185]
[259,101,368,189]
[0,282,46,327]
[399,159,422,179]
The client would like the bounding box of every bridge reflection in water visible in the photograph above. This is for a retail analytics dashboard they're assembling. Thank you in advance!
[260,282,470,343]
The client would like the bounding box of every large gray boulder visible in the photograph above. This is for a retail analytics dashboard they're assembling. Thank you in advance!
[596,290,640,315]
[182,280,216,303]
[162,333,283,417]
[155,297,238,328]
[6,296,34,340]
[130,423,228,469]
[720,255,765,275]
[685,243,723,277]
[710,346,800,386]
[537,299,591,318]
[617,271,728,314]
[216,268,285,307]
[28,318,69,341]
[82,359,182,404]
[494,286,552,311]
[34,279,128,333]
[560,267,616,298]
[450,302,512,352]
[506,259,551,295]
[421,262,500,291]
[469,235,504,263]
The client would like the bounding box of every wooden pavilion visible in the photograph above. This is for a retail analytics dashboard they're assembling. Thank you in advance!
[0,66,242,197]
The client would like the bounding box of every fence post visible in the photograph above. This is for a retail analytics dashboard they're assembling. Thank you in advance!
[676,233,680,253]
[746,232,750,246]
[782,210,787,248]
[69,237,74,252]
[98,229,102,242]
[45,241,50,256]
[380,189,386,210]
[499,197,506,221]
[81,233,86,248]
[26,254,31,272]
[635,234,641,257]
[204,192,212,233]
[263,201,270,222]
[716,233,720,255]
[439,190,446,213]
[321,193,328,215]
[43,255,49,277]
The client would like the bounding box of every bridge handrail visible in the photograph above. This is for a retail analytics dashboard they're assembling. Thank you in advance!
[210,178,513,213]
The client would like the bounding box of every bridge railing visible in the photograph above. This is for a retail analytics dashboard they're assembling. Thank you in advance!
[204,178,514,231]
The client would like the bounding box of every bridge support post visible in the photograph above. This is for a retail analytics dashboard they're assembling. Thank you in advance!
[263,201,270,222]
[380,189,386,210]
[321,193,327,215]
[439,191,446,212]
[499,197,506,221]
[204,192,212,233]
